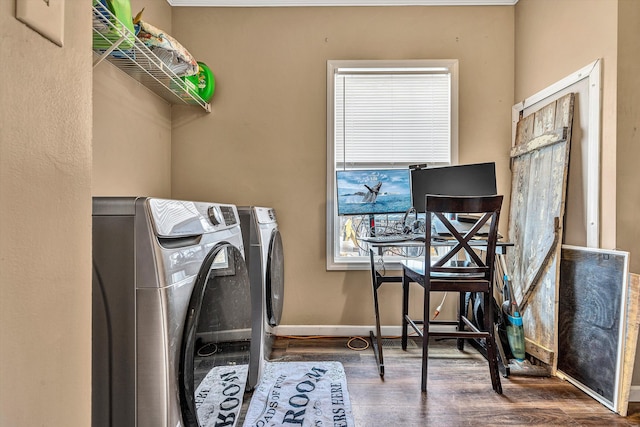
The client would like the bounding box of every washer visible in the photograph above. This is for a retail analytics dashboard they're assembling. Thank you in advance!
[238,206,285,388]
[92,197,252,427]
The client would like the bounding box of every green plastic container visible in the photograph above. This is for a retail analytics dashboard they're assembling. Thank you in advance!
[506,312,526,361]
[92,0,136,51]
[184,62,215,103]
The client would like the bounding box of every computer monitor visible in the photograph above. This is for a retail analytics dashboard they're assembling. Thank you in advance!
[336,169,413,216]
[410,162,497,213]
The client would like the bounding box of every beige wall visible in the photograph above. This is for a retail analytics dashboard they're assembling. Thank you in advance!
[515,0,640,393]
[1,3,635,426]
[0,1,92,426]
[92,0,173,198]
[617,1,640,278]
[617,0,640,385]
[169,5,515,327]
[514,0,619,250]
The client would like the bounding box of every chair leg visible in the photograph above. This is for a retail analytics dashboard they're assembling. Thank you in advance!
[483,292,503,394]
[456,292,466,351]
[401,272,409,351]
[421,285,431,392]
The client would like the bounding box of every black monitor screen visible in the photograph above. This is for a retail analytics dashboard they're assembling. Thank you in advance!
[336,169,413,216]
[411,162,497,213]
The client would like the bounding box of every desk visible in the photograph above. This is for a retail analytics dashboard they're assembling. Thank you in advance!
[361,237,512,378]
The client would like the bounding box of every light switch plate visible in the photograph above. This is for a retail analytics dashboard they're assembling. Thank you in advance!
[16,0,65,47]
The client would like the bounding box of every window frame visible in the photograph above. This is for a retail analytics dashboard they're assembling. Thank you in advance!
[326,59,459,270]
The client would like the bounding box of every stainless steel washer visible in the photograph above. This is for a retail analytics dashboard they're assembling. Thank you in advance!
[92,197,252,427]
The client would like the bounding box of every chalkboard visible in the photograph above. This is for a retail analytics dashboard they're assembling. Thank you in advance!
[557,245,629,410]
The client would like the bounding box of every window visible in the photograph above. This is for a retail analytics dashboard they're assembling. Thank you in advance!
[326,59,459,270]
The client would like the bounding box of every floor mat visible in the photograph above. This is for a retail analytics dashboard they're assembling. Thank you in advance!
[243,361,354,427]
[195,364,248,427]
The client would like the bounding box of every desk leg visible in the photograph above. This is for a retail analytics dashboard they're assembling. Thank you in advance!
[371,273,385,377]
[367,249,403,377]
[370,331,384,377]
[369,273,403,377]
[401,273,409,350]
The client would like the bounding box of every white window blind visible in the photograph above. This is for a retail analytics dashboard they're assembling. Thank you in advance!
[326,59,458,270]
[334,72,451,166]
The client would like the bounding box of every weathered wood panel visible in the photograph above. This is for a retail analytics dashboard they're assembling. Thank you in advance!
[510,127,567,158]
[619,273,640,416]
[506,93,574,361]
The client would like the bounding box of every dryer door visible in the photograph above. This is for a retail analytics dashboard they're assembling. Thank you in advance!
[266,229,285,327]
[179,242,251,427]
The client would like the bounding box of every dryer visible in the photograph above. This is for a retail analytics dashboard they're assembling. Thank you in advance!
[92,197,252,427]
[238,206,285,388]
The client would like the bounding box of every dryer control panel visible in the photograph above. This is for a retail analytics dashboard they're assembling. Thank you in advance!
[219,206,238,225]
[148,199,240,237]
[255,207,277,225]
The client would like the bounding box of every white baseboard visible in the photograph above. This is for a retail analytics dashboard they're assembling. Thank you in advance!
[630,385,640,402]
[274,324,397,337]
[273,324,455,337]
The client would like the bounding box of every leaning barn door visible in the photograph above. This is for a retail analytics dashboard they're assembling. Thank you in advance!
[506,93,574,367]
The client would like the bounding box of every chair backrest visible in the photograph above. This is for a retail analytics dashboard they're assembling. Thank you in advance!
[425,195,503,280]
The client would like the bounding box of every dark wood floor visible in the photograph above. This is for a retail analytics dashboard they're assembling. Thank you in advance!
[268,336,640,426]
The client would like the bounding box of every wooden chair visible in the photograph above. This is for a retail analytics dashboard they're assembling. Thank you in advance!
[401,194,503,393]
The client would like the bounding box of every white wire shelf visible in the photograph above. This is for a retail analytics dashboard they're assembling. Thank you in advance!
[92,5,211,112]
